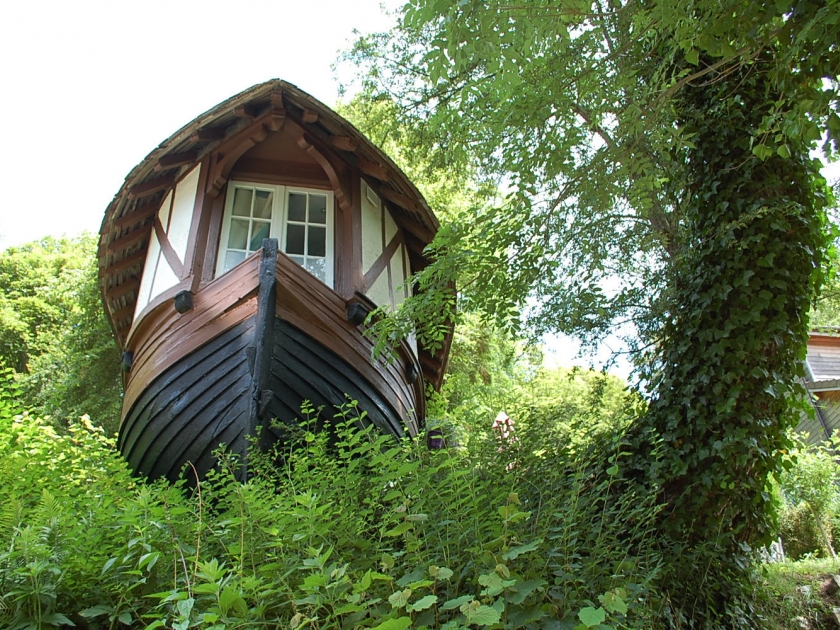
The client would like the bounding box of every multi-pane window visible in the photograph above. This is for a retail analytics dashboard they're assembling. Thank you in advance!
[217,181,333,287]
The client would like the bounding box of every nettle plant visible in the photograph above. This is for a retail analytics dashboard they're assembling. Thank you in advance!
[1,398,659,629]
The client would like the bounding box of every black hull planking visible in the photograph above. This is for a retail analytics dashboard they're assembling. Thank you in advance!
[118,315,406,484]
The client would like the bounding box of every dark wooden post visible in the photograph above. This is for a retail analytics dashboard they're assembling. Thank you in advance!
[245,238,278,479]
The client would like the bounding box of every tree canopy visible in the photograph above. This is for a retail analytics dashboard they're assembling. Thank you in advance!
[342,0,839,624]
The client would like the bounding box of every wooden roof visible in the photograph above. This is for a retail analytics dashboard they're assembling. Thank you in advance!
[98,80,440,348]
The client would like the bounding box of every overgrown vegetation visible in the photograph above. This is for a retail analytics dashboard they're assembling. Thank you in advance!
[0,235,122,433]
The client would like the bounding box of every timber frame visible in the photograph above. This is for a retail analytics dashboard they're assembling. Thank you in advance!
[98,80,451,390]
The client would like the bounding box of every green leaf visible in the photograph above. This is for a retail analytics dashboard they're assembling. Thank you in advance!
[389,588,412,609]
[466,604,502,626]
[776,144,791,158]
[370,617,412,630]
[601,590,628,614]
[409,594,438,611]
[442,595,474,610]
[79,605,113,618]
[685,48,699,65]
[578,606,606,627]
[502,538,543,560]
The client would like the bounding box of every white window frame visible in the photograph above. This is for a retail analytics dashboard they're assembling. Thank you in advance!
[216,180,334,287]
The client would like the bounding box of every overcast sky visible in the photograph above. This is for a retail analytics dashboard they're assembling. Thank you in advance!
[0,0,397,250]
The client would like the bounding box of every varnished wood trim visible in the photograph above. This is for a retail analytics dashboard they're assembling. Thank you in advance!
[128,176,176,200]
[271,252,424,429]
[235,104,259,120]
[331,136,357,151]
[357,157,389,182]
[206,122,270,197]
[191,127,225,142]
[108,222,153,254]
[293,127,352,214]
[114,202,158,229]
[185,158,211,287]
[106,277,141,301]
[155,151,199,171]
[107,249,146,277]
[123,257,261,419]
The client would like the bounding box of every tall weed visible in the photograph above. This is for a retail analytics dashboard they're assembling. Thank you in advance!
[0,401,661,628]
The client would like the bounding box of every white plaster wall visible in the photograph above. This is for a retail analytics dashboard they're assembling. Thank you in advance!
[134,228,162,320]
[368,270,391,310]
[361,180,382,274]
[391,244,407,308]
[168,165,200,262]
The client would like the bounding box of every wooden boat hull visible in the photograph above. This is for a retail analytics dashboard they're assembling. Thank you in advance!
[118,240,423,483]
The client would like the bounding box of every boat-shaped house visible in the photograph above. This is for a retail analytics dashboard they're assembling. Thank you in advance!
[98,80,452,483]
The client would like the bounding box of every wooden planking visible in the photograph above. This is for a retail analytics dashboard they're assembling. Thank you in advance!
[120,317,255,483]
[122,255,260,418]
[268,319,404,438]
[272,253,423,433]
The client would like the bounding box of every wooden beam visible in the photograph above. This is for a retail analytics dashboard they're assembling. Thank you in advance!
[357,157,389,181]
[331,135,357,151]
[419,351,442,377]
[235,104,259,120]
[108,222,153,254]
[302,109,319,123]
[155,151,198,172]
[191,127,225,142]
[128,176,175,200]
[114,202,158,229]
[268,88,286,131]
[378,187,419,213]
[106,277,140,301]
[107,249,146,277]
[110,302,136,323]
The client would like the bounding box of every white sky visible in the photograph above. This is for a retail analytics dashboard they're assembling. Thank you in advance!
[0,0,397,250]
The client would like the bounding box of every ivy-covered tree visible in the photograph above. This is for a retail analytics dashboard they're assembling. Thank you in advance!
[342,0,838,624]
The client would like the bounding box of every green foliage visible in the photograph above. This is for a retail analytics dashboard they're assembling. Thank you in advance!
[777,437,840,559]
[341,2,838,626]
[0,235,122,433]
[0,399,661,629]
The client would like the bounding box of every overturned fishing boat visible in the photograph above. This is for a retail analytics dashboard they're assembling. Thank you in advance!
[98,80,452,483]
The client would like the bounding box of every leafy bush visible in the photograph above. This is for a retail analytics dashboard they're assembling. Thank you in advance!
[0,397,661,629]
[777,437,840,560]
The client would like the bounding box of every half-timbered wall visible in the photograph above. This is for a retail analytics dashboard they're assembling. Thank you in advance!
[361,180,411,311]
[134,165,201,319]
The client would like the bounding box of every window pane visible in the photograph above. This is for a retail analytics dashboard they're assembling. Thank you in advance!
[289,255,304,267]
[228,219,249,250]
[309,194,327,224]
[224,250,246,272]
[308,226,326,257]
[306,258,326,282]
[286,224,305,255]
[288,193,306,222]
[232,188,252,217]
[250,221,270,251]
[253,190,273,219]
